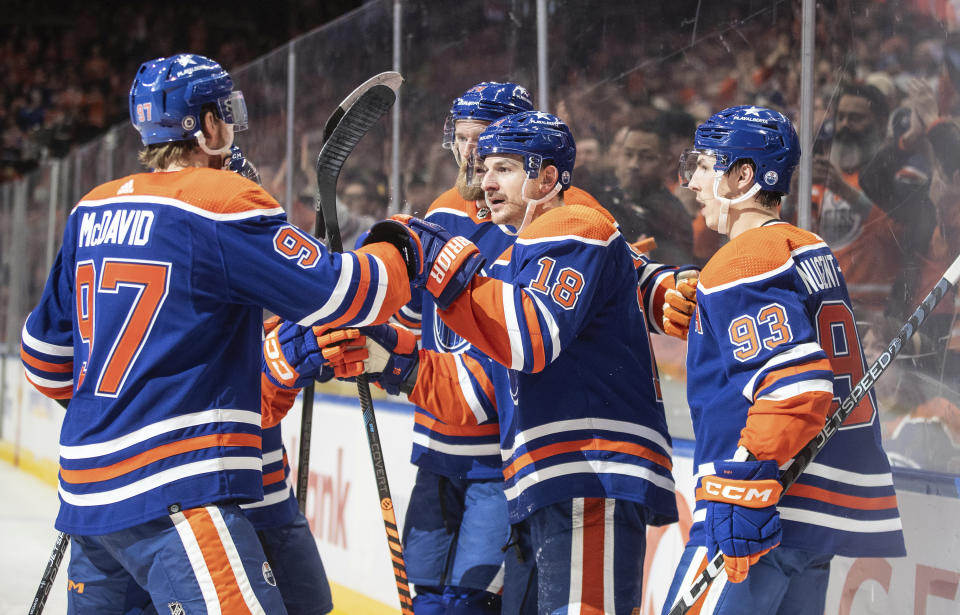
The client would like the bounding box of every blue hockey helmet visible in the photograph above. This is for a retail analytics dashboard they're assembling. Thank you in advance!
[443,82,533,153]
[476,111,575,191]
[679,105,800,193]
[129,54,248,146]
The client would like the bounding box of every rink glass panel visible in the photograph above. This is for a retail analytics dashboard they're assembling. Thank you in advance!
[0,0,957,473]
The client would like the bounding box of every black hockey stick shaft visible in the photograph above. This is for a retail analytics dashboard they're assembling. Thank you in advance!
[295,72,402,513]
[28,531,69,615]
[312,73,413,615]
[669,252,960,615]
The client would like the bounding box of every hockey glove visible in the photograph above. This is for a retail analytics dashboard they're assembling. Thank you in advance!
[319,324,420,395]
[700,459,783,583]
[365,215,486,310]
[663,267,699,340]
[225,145,262,185]
[262,320,335,389]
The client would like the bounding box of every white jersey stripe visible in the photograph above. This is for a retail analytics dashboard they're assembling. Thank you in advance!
[454,355,489,424]
[757,378,834,402]
[504,459,675,502]
[208,505,267,615]
[801,462,894,487]
[516,229,620,248]
[241,479,294,510]
[603,499,615,611]
[485,563,506,595]
[502,282,525,370]
[171,510,222,615]
[59,408,261,459]
[412,431,500,457]
[504,418,672,460]
[297,253,355,326]
[22,317,74,356]
[568,497,584,609]
[59,456,262,506]
[741,342,825,400]
[528,290,562,363]
[779,507,902,533]
[73,194,285,222]
[353,253,390,327]
[24,369,73,389]
[261,448,284,466]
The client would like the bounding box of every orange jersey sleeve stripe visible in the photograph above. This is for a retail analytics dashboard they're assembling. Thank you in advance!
[181,507,255,614]
[460,354,497,412]
[20,345,73,372]
[520,294,547,373]
[323,252,373,330]
[414,412,500,437]
[31,383,73,399]
[355,242,413,323]
[262,467,286,487]
[60,433,262,484]
[785,483,899,511]
[503,438,672,481]
[439,276,516,369]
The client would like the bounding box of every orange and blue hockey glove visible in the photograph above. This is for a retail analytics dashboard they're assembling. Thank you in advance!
[663,267,699,340]
[699,458,783,583]
[319,324,419,395]
[262,320,335,389]
[364,215,486,310]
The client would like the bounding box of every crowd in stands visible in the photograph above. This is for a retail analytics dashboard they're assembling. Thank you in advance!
[0,1,361,183]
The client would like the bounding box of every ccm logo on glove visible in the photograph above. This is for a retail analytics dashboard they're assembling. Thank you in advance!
[700,476,782,508]
[264,335,296,384]
[430,236,474,285]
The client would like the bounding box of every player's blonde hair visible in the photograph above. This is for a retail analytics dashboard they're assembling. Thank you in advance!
[137,141,199,170]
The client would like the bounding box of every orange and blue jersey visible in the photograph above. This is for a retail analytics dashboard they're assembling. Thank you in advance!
[686,220,905,557]
[20,167,411,535]
[405,187,517,479]
[435,196,678,525]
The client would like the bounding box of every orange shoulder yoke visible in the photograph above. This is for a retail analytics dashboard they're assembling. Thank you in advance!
[519,203,618,243]
[701,223,824,288]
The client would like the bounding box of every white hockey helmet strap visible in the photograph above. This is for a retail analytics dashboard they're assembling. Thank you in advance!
[712,170,762,236]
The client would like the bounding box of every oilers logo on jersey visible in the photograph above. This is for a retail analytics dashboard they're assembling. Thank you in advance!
[432,304,470,354]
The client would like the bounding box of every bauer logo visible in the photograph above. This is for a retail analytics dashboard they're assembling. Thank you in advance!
[262,561,277,586]
[764,170,779,186]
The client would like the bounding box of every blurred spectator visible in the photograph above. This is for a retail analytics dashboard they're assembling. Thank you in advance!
[594,121,694,264]
[811,84,907,328]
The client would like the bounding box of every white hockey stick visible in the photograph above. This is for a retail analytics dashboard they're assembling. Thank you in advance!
[668,251,960,615]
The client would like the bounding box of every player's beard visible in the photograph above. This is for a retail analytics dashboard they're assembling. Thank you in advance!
[829,127,881,174]
[456,159,485,201]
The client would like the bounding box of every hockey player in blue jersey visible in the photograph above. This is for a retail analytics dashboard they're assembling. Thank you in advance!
[328,111,682,613]
[660,106,905,615]
[19,53,424,614]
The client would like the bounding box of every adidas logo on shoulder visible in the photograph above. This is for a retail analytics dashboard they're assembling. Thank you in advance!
[117,179,134,195]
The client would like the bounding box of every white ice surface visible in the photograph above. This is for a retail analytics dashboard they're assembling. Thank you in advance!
[1,459,68,614]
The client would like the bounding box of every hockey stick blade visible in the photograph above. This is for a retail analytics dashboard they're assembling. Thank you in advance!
[668,250,960,615]
[322,71,403,143]
[316,82,399,252]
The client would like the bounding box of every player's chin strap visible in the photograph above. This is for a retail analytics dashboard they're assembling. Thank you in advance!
[195,124,235,157]
[712,172,761,235]
[517,178,562,233]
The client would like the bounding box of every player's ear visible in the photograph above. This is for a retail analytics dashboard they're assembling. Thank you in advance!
[737,162,755,190]
[541,165,559,194]
[201,110,219,138]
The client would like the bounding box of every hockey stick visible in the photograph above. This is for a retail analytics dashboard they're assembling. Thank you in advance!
[668,251,960,615]
[28,531,69,615]
[308,71,413,615]
[296,71,405,511]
